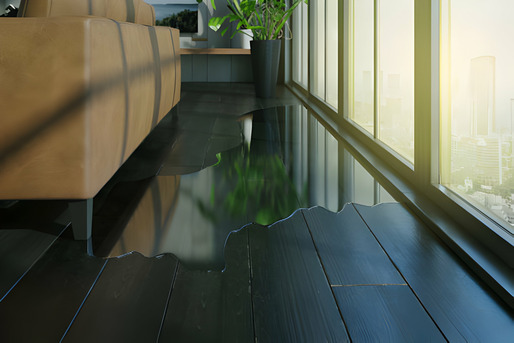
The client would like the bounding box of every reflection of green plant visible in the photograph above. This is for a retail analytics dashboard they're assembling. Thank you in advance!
[219,146,302,225]
[194,140,305,226]
[156,9,198,33]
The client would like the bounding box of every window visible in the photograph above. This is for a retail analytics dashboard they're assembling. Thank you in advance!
[325,0,338,107]
[348,0,414,162]
[310,0,326,99]
[378,0,414,162]
[292,1,308,88]
[349,0,374,134]
[440,0,514,234]
[288,0,513,270]
[309,0,338,109]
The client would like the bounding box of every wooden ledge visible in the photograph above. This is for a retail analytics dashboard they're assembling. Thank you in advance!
[180,48,251,55]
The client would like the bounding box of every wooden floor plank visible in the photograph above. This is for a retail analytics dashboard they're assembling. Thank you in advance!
[302,206,405,286]
[0,229,58,300]
[333,285,446,342]
[63,252,178,343]
[0,237,105,342]
[250,211,350,343]
[354,203,514,342]
[159,226,254,343]
[221,226,254,342]
[159,265,224,342]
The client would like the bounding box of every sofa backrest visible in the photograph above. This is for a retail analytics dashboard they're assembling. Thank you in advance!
[18,0,155,26]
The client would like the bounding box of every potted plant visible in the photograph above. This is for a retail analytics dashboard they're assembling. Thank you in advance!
[197,0,308,98]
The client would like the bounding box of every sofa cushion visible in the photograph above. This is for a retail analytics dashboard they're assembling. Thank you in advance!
[18,0,155,26]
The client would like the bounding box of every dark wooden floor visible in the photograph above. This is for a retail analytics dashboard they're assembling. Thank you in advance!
[0,84,512,342]
[1,203,512,342]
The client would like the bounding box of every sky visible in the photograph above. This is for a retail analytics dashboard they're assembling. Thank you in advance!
[448,0,514,134]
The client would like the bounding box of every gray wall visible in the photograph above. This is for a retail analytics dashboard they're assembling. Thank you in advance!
[181,54,253,82]
[180,0,253,82]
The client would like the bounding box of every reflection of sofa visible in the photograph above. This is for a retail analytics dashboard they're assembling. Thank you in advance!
[97,175,180,258]
[0,0,181,240]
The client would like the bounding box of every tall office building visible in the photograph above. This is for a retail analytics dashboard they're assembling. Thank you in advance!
[475,137,502,186]
[363,70,373,105]
[470,56,496,136]
[511,99,514,136]
[509,99,514,169]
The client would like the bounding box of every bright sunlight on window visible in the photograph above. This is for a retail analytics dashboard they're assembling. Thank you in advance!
[349,0,414,162]
[440,0,514,234]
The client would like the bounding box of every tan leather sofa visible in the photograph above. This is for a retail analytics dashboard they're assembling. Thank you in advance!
[0,0,181,240]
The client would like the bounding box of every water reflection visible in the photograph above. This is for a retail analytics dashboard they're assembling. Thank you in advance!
[286,105,395,209]
[95,105,396,269]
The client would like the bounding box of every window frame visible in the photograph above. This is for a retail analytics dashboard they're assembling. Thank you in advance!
[425,0,514,262]
[286,0,514,271]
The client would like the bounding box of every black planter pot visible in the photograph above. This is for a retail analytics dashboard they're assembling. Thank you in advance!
[250,40,281,98]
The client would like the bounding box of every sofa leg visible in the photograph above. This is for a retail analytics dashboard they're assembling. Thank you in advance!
[68,198,93,240]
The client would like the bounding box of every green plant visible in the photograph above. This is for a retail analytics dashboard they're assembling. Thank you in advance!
[156,9,198,33]
[196,0,308,40]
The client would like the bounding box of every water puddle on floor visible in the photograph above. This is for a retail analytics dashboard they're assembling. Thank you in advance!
[92,105,397,269]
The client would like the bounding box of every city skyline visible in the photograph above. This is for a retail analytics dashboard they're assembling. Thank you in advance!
[450,0,514,136]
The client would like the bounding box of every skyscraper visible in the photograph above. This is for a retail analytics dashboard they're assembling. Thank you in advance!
[509,99,514,137]
[470,56,496,136]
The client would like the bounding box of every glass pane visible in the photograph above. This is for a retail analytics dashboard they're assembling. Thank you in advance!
[301,1,308,85]
[292,2,308,87]
[378,0,414,162]
[326,0,338,108]
[440,0,514,234]
[311,0,326,98]
[292,1,301,83]
[350,0,374,134]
